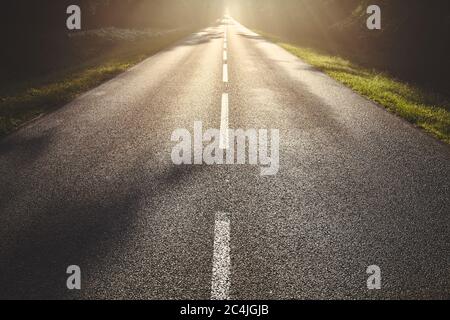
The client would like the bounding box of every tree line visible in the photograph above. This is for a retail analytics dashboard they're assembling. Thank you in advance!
[227,0,450,92]
[1,0,448,92]
[0,0,224,82]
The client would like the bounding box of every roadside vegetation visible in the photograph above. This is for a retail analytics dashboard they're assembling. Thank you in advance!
[230,0,450,144]
[0,28,192,137]
[258,32,450,144]
[1,0,223,138]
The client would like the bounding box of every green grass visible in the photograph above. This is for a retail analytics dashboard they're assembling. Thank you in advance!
[259,32,450,144]
[0,28,192,138]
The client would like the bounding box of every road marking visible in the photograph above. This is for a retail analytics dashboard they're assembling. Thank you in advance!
[220,93,229,150]
[211,212,231,300]
[223,64,228,83]
[223,51,227,62]
[224,42,227,49]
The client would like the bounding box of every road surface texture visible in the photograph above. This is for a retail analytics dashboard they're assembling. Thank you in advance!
[0,17,449,300]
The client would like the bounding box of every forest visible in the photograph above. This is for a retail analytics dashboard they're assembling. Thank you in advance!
[0,1,448,92]
[0,0,224,82]
[227,0,450,93]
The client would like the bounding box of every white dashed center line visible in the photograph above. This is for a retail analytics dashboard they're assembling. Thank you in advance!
[211,212,231,300]
[220,93,229,150]
[223,64,228,83]
[210,22,231,301]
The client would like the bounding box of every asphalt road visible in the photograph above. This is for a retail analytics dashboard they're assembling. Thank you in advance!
[0,17,449,300]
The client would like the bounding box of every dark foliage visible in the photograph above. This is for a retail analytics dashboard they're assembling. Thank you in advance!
[1,1,448,92]
[0,0,223,82]
[228,0,450,92]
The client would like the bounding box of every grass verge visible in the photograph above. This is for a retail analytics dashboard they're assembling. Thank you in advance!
[0,28,193,138]
[258,32,450,144]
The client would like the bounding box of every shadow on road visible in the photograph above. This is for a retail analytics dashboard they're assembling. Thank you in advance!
[0,134,204,299]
